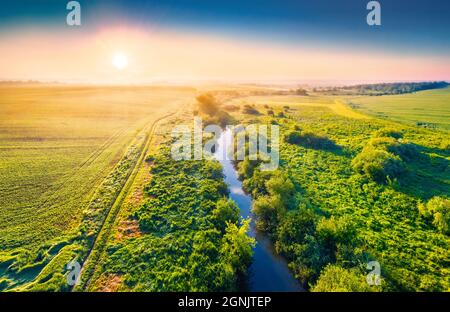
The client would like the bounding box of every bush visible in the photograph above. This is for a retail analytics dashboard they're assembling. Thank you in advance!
[311,265,376,292]
[367,137,419,161]
[373,128,403,139]
[285,131,337,150]
[203,111,234,128]
[220,219,256,274]
[212,198,240,232]
[237,158,259,179]
[242,104,260,115]
[242,169,273,197]
[197,93,219,116]
[316,216,357,248]
[391,142,419,161]
[418,197,450,235]
[265,171,296,209]
[276,209,316,251]
[352,148,405,183]
[295,88,308,96]
[252,195,285,232]
[366,137,399,151]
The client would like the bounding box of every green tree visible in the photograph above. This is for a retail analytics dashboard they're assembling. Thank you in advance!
[275,209,316,253]
[212,198,240,232]
[418,197,450,235]
[197,93,219,116]
[351,148,404,183]
[311,265,376,292]
[265,171,296,208]
[252,195,285,232]
[220,219,256,274]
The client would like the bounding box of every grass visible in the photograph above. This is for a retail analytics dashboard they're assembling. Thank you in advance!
[226,94,370,120]
[0,85,194,290]
[226,92,449,291]
[348,87,450,130]
[83,115,253,291]
[85,115,182,291]
[1,84,449,292]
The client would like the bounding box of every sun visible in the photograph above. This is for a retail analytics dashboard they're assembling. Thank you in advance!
[112,53,128,70]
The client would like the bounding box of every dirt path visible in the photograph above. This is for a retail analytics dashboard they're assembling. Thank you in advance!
[74,110,179,291]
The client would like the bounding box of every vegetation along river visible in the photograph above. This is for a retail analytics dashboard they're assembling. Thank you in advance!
[213,128,303,292]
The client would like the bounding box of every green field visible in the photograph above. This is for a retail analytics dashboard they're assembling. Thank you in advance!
[348,87,450,130]
[0,85,194,290]
[224,91,449,291]
[1,84,449,292]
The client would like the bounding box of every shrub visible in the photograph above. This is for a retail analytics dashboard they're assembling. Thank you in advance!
[237,158,259,179]
[212,198,240,232]
[352,148,405,183]
[197,93,219,116]
[203,111,234,128]
[311,265,375,292]
[366,137,399,151]
[242,104,260,115]
[367,137,419,161]
[316,216,357,248]
[253,195,285,232]
[285,131,337,150]
[220,219,256,274]
[242,169,273,197]
[373,128,403,139]
[276,209,316,251]
[265,171,296,209]
[418,197,450,235]
[295,88,308,96]
[391,142,419,161]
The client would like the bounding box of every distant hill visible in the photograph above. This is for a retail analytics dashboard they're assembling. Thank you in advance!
[319,81,449,96]
[0,80,43,85]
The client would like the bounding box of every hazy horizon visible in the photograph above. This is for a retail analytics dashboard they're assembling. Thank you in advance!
[1,0,449,83]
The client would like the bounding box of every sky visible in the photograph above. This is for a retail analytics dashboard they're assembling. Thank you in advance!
[0,0,449,84]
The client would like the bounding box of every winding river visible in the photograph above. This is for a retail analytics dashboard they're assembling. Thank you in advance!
[213,128,303,292]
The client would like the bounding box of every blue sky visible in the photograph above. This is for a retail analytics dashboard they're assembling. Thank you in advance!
[0,1,448,82]
[1,0,449,56]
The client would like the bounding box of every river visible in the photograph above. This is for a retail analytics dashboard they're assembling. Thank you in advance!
[213,128,303,292]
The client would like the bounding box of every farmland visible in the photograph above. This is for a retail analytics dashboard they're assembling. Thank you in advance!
[0,85,195,290]
[348,87,450,130]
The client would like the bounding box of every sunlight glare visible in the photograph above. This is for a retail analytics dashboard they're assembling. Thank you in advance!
[112,53,128,70]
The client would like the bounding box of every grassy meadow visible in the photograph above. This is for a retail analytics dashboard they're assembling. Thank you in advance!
[0,85,194,290]
[0,83,449,292]
[223,90,449,291]
[348,87,450,130]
